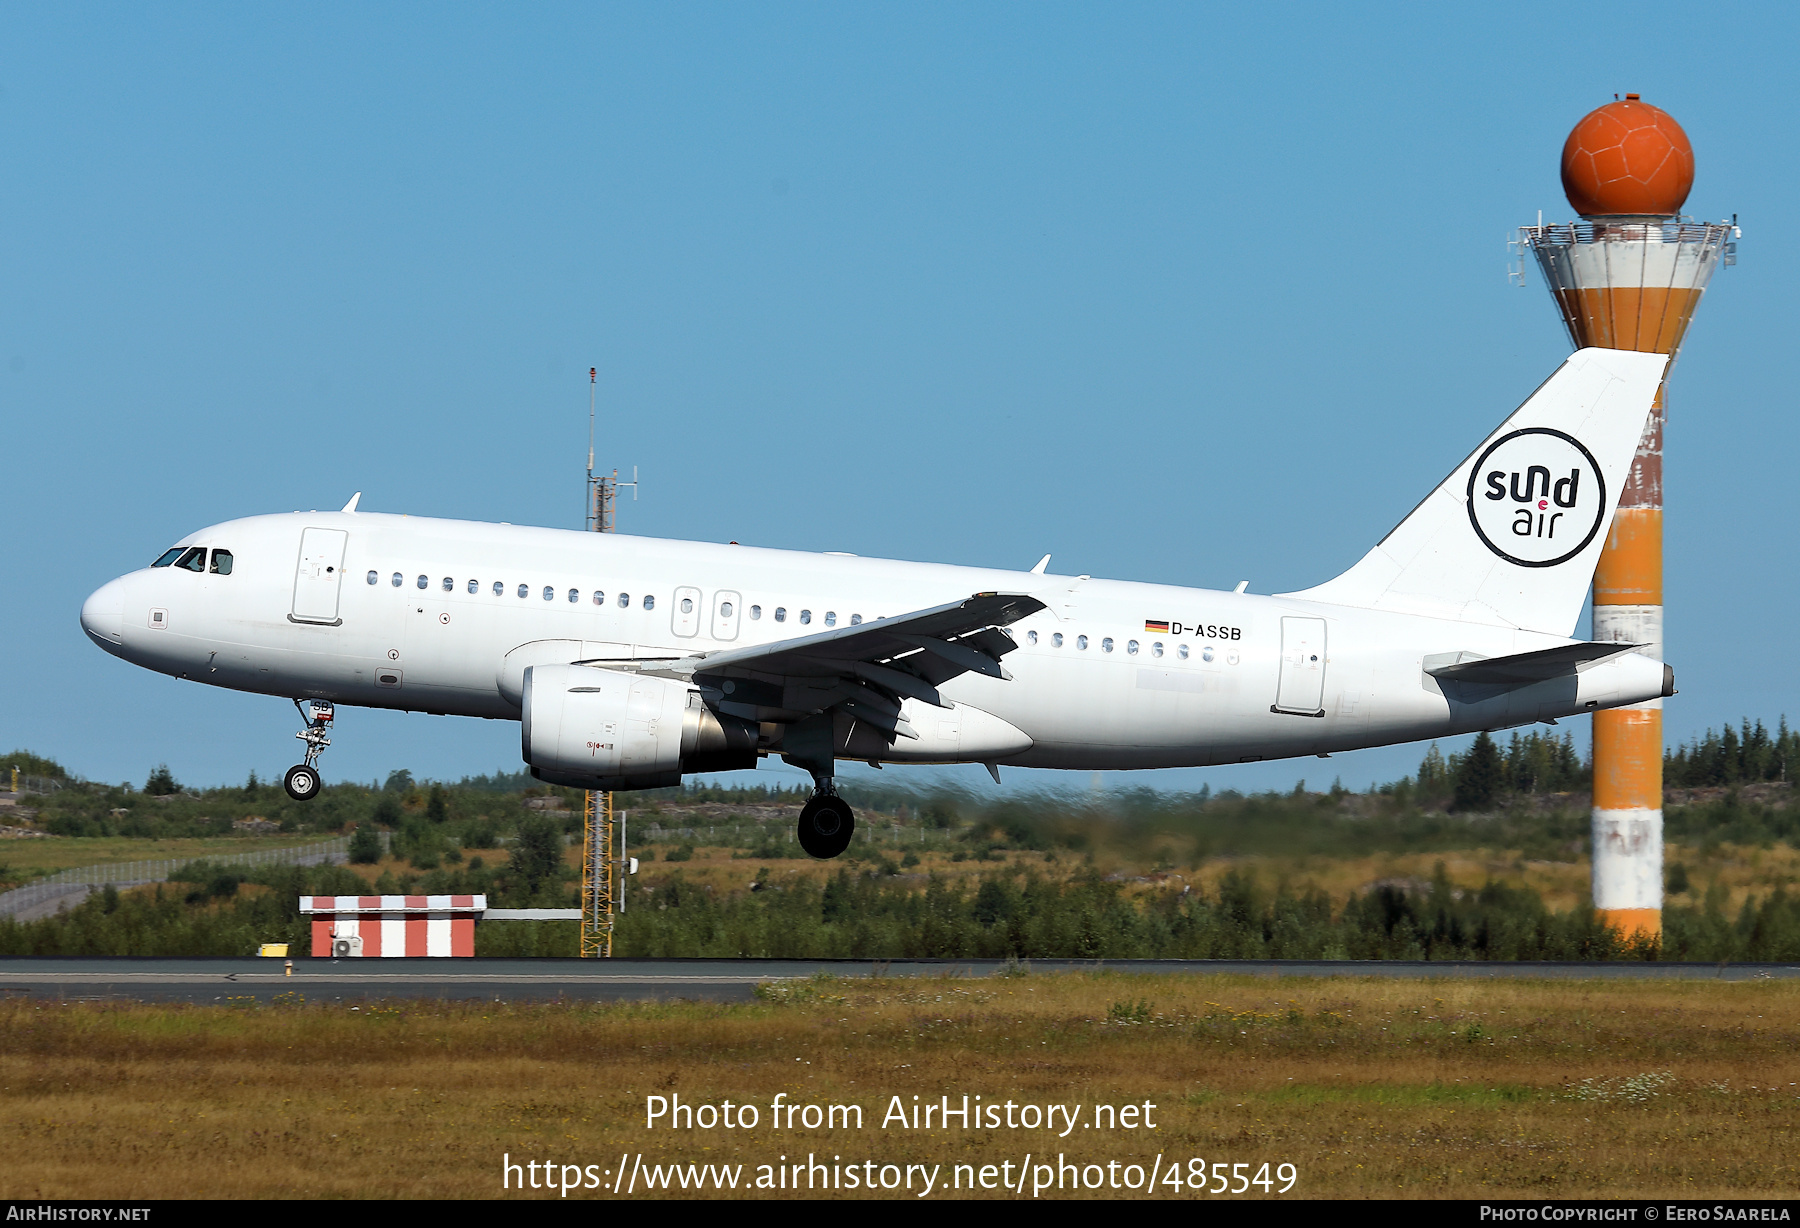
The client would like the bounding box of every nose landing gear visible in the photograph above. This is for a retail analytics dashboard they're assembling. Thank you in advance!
[796,773,855,859]
[283,699,334,801]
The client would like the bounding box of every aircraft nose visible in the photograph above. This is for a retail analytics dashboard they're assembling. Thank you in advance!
[81,577,127,651]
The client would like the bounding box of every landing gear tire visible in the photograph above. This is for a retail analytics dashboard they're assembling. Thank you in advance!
[797,794,855,859]
[287,698,334,802]
[283,764,321,801]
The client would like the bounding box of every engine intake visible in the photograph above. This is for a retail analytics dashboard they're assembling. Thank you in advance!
[522,663,757,791]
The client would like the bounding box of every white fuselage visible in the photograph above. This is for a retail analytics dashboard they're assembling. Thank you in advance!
[80,510,1666,774]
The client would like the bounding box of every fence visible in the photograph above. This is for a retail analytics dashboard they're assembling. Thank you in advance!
[0,836,355,918]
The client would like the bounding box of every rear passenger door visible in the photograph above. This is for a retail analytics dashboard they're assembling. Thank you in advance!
[1272,617,1327,716]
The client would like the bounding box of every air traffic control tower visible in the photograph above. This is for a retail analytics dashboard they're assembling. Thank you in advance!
[1519,96,1735,940]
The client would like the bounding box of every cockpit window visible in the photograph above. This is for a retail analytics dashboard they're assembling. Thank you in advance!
[152,548,184,568]
[174,547,207,573]
[209,550,234,575]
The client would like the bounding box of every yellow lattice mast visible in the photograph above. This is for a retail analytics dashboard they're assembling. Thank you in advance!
[579,789,614,957]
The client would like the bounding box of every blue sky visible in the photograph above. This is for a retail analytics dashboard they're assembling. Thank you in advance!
[2,3,1792,794]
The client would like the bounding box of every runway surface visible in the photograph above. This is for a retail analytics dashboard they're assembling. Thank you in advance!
[1,957,1795,1003]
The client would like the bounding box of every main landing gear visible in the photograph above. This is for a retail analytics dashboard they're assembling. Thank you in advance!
[283,699,334,801]
[797,773,856,859]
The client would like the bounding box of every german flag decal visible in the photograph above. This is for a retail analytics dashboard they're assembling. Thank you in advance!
[1144,620,1170,634]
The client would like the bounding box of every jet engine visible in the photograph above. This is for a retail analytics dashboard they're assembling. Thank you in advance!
[521,663,758,791]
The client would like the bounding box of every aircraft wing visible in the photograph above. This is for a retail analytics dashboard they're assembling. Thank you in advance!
[642,591,1044,741]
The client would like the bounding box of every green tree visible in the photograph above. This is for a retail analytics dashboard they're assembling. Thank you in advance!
[372,795,403,828]
[509,815,565,902]
[144,764,179,796]
[426,783,449,823]
[1452,732,1504,812]
[1416,744,1450,801]
[347,824,382,865]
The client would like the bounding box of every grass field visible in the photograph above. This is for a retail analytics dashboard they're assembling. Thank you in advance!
[2,973,1796,1199]
[0,835,340,884]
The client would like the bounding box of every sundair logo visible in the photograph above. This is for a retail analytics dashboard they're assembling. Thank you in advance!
[1484,465,1581,541]
[1465,427,1607,568]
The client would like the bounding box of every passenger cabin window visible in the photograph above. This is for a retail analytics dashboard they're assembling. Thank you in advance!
[1027,630,1038,645]
[542,586,554,601]
[680,597,694,614]
[152,548,184,568]
[1077,635,1088,650]
[750,605,762,620]
[1102,637,1114,653]
[618,593,630,608]
[1178,643,1189,660]
[592,591,605,605]
[720,601,734,618]
[800,610,812,625]
[442,577,453,591]
[175,547,206,573]
[517,584,528,599]
[643,595,655,611]
[774,607,786,622]
[468,579,479,594]
[849,613,861,625]
[1126,640,1139,655]
[1152,641,1163,658]
[1052,632,1064,647]
[417,575,428,590]
[824,611,836,627]
[391,572,403,587]
[492,581,504,596]
[209,550,233,575]
[567,588,579,603]
[367,571,379,585]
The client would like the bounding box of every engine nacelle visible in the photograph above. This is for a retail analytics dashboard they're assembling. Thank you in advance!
[521,663,758,791]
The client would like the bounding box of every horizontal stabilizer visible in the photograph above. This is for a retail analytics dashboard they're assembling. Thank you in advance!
[1426,641,1640,686]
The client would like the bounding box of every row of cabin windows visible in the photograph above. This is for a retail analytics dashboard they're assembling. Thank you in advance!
[365,570,868,628]
[152,547,233,575]
[750,606,861,627]
[162,550,1203,661]
[367,571,660,610]
[676,600,863,627]
[1024,628,1210,662]
[355,570,1204,659]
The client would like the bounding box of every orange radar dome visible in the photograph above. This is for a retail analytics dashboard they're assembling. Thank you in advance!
[1560,94,1694,217]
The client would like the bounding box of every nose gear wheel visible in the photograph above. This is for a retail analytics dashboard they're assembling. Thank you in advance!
[284,699,334,801]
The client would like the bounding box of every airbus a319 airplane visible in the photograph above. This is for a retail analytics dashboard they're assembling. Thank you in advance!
[81,348,1672,858]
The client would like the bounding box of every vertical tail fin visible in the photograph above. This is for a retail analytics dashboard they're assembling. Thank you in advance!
[1280,347,1667,635]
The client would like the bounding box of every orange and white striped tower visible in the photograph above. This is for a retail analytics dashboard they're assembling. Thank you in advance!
[1521,96,1734,940]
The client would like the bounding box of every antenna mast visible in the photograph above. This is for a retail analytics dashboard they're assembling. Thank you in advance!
[580,364,638,956]
[584,367,638,534]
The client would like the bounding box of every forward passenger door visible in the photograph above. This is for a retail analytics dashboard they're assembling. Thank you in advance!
[291,528,348,625]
